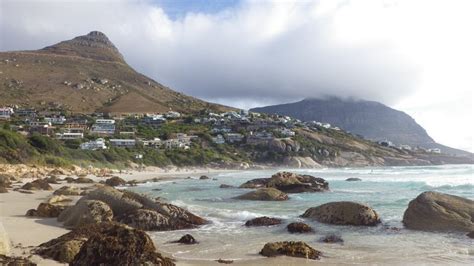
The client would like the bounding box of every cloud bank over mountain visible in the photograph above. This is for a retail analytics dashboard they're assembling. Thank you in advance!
[1,0,473,151]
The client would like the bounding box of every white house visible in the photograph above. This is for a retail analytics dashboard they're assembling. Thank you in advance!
[80,138,107,150]
[212,134,225,144]
[55,132,83,140]
[278,128,295,137]
[428,148,441,154]
[0,107,14,120]
[109,139,136,148]
[165,111,181,118]
[225,133,244,143]
[44,116,66,125]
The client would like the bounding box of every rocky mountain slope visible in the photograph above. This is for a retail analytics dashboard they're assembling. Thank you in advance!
[0,31,230,114]
[251,98,471,156]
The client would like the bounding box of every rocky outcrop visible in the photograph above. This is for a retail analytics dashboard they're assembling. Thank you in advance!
[346,178,362,181]
[0,174,14,193]
[301,201,381,226]
[26,203,67,218]
[245,217,282,227]
[287,222,313,233]
[402,191,474,232]
[21,179,53,191]
[82,187,207,230]
[45,176,61,184]
[36,222,174,265]
[70,177,94,184]
[172,234,198,245]
[240,172,328,193]
[467,231,474,238]
[70,223,174,266]
[319,234,344,243]
[58,200,113,228]
[260,241,321,260]
[105,176,126,187]
[219,184,234,188]
[235,188,288,201]
[199,175,210,180]
[53,186,82,196]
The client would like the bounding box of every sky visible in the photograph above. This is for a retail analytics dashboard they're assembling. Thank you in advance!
[0,0,473,152]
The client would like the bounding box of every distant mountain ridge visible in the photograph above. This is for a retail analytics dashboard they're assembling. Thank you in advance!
[0,31,231,114]
[251,97,470,156]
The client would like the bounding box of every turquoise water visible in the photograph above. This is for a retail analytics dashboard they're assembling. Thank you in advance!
[130,165,474,265]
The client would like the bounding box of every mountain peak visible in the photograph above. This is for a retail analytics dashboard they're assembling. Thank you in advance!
[41,31,125,63]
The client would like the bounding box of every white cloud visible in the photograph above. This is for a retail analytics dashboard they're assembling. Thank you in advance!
[0,0,472,152]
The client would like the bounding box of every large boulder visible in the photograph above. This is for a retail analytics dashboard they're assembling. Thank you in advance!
[70,177,94,184]
[70,223,175,266]
[58,200,113,228]
[53,186,82,196]
[0,174,14,189]
[21,179,53,191]
[83,187,207,230]
[26,203,67,218]
[287,222,313,233]
[260,241,321,260]
[402,191,474,232]
[301,202,381,226]
[245,217,282,227]
[105,176,127,187]
[240,172,328,193]
[36,222,174,265]
[235,188,288,201]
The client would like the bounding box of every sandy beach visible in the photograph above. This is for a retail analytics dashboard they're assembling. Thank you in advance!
[0,166,244,265]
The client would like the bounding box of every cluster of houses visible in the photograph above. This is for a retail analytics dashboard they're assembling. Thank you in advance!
[3,105,441,155]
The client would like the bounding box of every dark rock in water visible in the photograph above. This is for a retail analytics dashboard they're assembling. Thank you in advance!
[240,171,328,193]
[216,258,234,264]
[260,241,322,260]
[301,201,381,226]
[58,200,113,228]
[172,234,198,245]
[70,223,175,266]
[235,188,288,201]
[219,184,234,188]
[105,176,126,187]
[467,231,474,238]
[152,188,162,191]
[403,191,474,232]
[345,178,362,181]
[0,254,37,266]
[245,216,282,227]
[319,234,344,243]
[287,222,313,233]
[26,203,67,217]
[199,175,210,180]
[21,179,53,191]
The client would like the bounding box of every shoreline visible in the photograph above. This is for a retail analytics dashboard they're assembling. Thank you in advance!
[1,164,473,265]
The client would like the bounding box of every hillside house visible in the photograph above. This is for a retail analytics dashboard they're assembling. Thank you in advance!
[110,139,136,148]
[55,132,84,140]
[247,131,274,145]
[225,133,244,143]
[142,138,162,148]
[0,107,14,120]
[44,116,66,125]
[212,134,225,144]
[91,119,116,136]
[14,108,36,117]
[80,138,107,150]
[165,111,181,119]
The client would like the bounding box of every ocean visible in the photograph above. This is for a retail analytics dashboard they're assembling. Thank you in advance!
[130,164,474,265]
